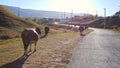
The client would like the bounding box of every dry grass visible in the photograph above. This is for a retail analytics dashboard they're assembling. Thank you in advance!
[0,38,23,66]
[0,28,92,68]
[0,5,40,27]
[0,5,43,40]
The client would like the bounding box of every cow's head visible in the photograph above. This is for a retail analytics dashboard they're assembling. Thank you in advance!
[35,27,41,35]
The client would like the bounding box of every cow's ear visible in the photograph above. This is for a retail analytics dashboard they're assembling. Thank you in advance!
[36,27,41,35]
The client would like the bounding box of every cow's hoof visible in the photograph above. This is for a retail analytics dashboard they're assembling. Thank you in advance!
[34,50,36,52]
[29,50,32,52]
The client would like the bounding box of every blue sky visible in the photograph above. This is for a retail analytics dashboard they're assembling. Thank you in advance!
[0,0,120,16]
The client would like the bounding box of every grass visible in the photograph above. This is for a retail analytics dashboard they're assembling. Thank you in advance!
[113,29,120,34]
[0,27,92,68]
[0,38,23,66]
[0,5,42,40]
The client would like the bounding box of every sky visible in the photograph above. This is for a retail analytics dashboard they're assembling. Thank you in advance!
[0,0,120,16]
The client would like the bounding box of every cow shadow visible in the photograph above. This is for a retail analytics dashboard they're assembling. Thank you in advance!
[0,51,35,68]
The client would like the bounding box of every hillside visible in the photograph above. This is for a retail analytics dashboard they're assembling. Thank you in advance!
[69,15,97,25]
[90,12,120,29]
[0,5,41,39]
[3,5,89,18]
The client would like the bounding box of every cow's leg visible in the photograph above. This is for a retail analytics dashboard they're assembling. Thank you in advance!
[24,43,29,55]
[23,41,27,55]
[34,42,37,52]
[29,43,32,52]
[80,31,83,36]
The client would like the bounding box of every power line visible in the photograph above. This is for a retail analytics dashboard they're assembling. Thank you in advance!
[104,8,106,29]
[71,9,73,18]
[18,7,20,16]
[64,11,65,19]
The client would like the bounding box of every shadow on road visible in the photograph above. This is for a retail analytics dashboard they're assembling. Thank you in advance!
[0,51,35,68]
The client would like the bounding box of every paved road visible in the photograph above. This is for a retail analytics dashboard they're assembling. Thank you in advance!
[68,28,120,68]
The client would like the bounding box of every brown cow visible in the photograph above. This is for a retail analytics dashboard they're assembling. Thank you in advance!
[21,27,41,55]
[79,26,85,36]
[44,26,50,36]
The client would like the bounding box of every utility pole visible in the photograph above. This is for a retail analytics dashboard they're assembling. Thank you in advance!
[64,11,65,19]
[64,11,66,23]
[70,9,73,24]
[71,9,73,18]
[18,7,20,16]
[118,6,120,15]
[96,11,98,17]
[63,11,66,31]
[104,8,106,29]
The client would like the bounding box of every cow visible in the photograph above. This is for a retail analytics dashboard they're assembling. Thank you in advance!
[21,27,41,55]
[44,26,50,36]
[79,26,85,36]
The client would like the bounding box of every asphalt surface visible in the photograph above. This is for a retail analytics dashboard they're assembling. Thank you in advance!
[68,28,120,68]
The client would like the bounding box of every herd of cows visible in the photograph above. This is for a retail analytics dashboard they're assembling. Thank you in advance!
[21,25,88,55]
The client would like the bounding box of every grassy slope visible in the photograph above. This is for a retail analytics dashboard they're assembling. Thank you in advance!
[0,5,42,38]
[70,16,97,25]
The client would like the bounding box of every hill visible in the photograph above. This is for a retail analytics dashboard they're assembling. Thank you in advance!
[0,5,41,39]
[67,15,97,25]
[3,5,89,19]
[89,11,120,29]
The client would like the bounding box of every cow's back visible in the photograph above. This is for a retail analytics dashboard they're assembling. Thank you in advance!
[21,29,39,44]
[79,26,84,32]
